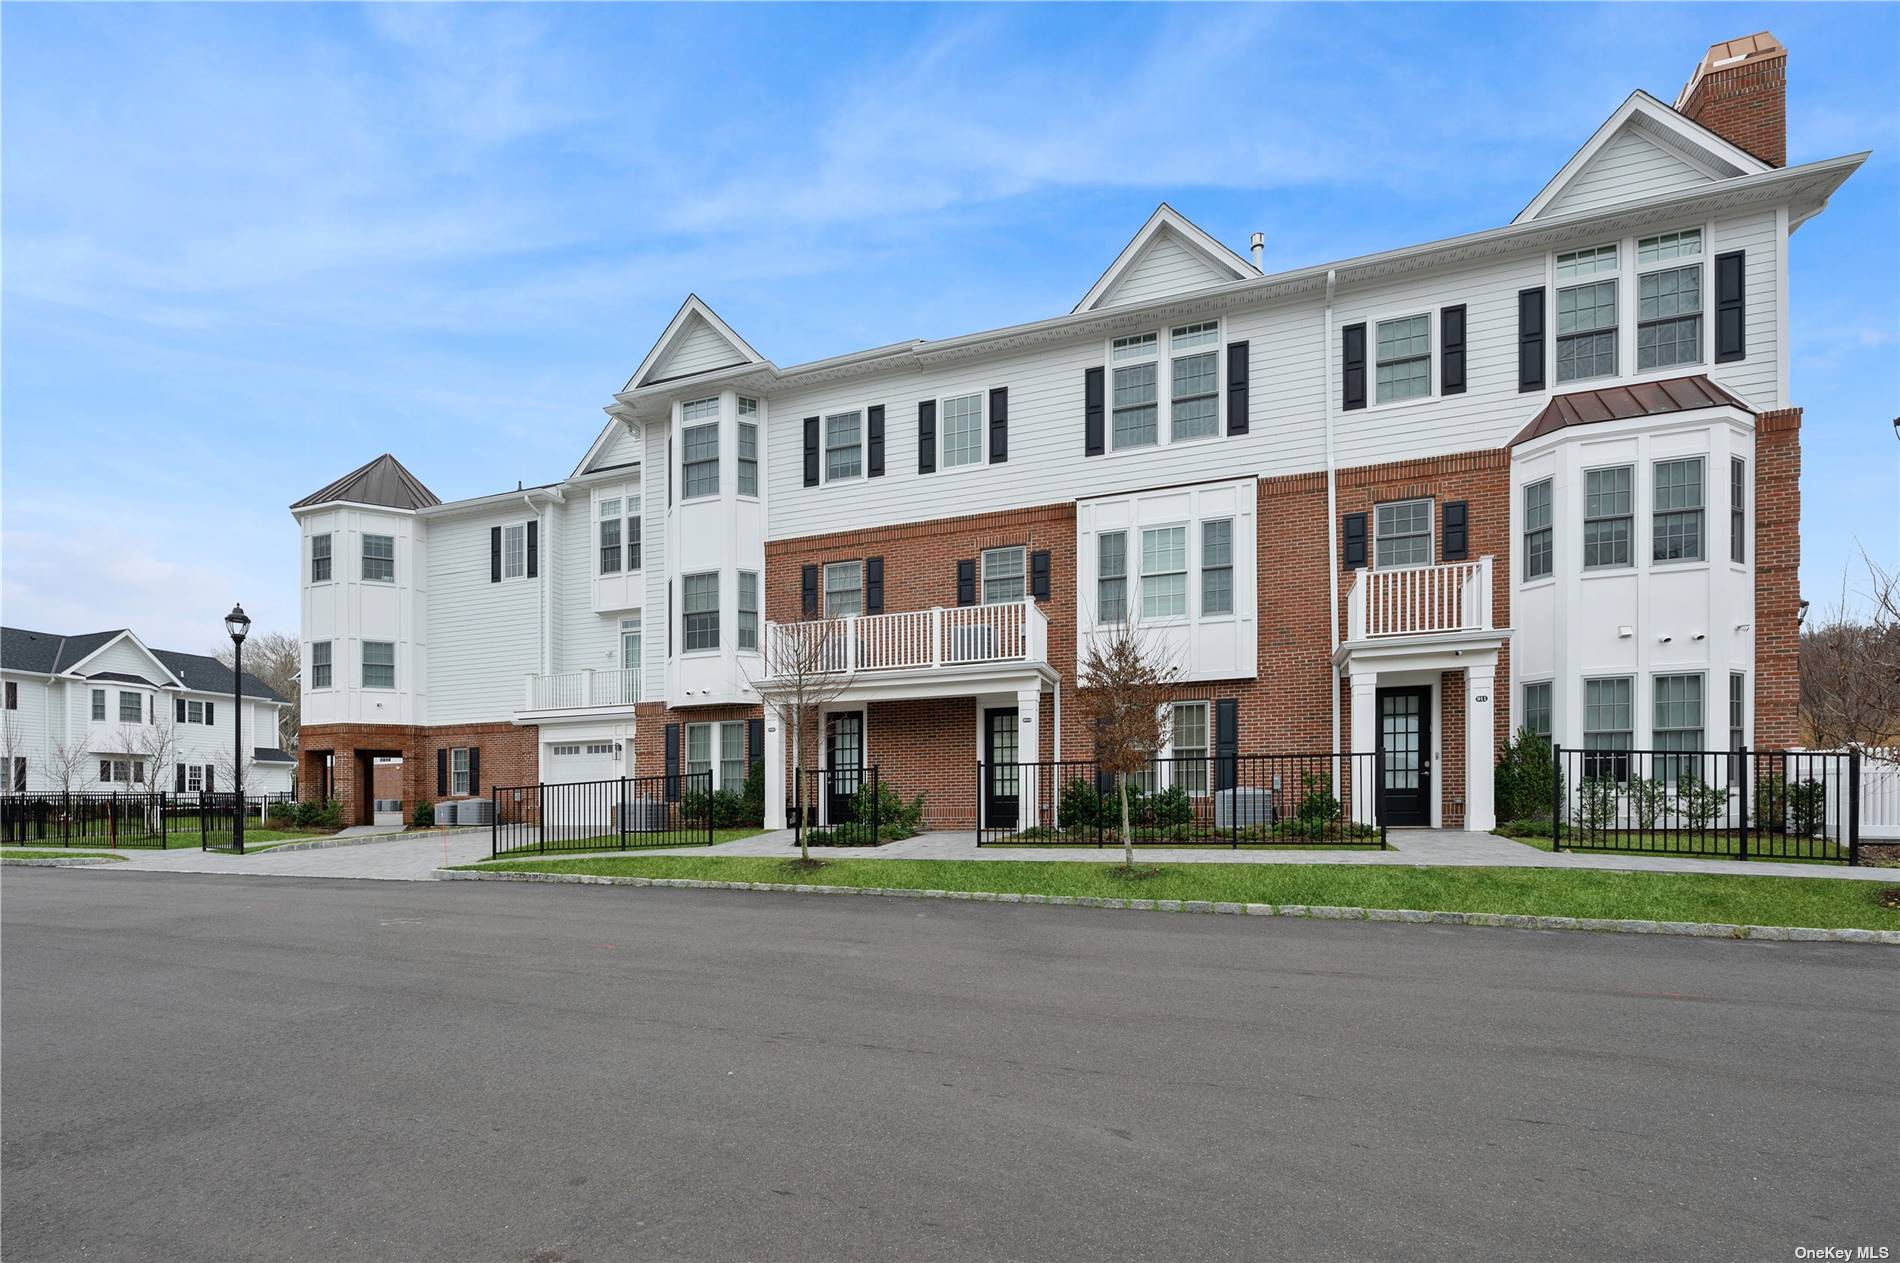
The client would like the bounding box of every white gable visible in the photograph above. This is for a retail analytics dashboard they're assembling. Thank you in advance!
[1540,128,1716,218]
[68,633,178,686]
[1075,205,1257,313]
[587,422,642,472]
[650,313,747,382]
[1517,91,1767,224]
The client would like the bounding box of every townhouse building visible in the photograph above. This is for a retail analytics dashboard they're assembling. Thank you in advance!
[294,32,1862,834]
[0,626,294,796]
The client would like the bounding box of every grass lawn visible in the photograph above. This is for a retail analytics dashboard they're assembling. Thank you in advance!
[458,854,1900,931]
[2,848,128,862]
[490,827,767,859]
[1493,824,1848,864]
[991,840,1386,851]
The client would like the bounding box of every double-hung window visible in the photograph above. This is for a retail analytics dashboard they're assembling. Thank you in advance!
[1729,458,1745,564]
[1556,245,1618,383]
[823,561,862,617]
[1636,229,1703,371]
[1652,458,1704,563]
[1201,519,1233,615]
[1523,682,1552,740]
[1583,677,1633,780]
[187,700,205,724]
[1097,531,1128,623]
[682,573,720,651]
[119,691,143,723]
[1653,673,1704,782]
[620,617,642,702]
[942,393,983,468]
[450,748,471,796]
[737,398,760,497]
[982,547,1025,604]
[1111,334,1159,450]
[311,641,333,689]
[598,497,624,574]
[1583,466,1633,569]
[362,641,395,690]
[311,533,332,582]
[362,534,395,583]
[1140,526,1187,618]
[501,522,528,579]
[1728,672,1746,782]
[681,398,720,499]
[1374,499,1432,568]
[1374,314,1431,403]
[1523,479,1554,580]
[1172,702,1210,795]
[719,721,746,789]
[825,410,862,481]
[737,572,760,651]
[685,723,712,781]
[1169,323,1219,440]
[187,764,204,793]
[91,689,106,721]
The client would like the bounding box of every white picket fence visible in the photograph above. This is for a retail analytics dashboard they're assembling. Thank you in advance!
[1847,747,1900,840]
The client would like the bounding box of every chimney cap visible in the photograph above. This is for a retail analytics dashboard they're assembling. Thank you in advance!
[1676,30,1786,108]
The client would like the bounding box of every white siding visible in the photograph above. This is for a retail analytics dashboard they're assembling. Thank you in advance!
[76,638,170,684]
[557,492,627,677]
[651,314,746,381]
[424,513,542,723]
[1707,209,1780,409]
[586,423,642,472]
[1099,231,1240,308]
[1542,128,1716,219]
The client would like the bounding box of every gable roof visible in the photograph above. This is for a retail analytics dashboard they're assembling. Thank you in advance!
[1074,204,1260,313]
[291,453,440,512]
[1515,90,1770,223]
[0,626,287,703]
[624,295,762,392]
[152,648,287,703]
[1510,374,1751,447]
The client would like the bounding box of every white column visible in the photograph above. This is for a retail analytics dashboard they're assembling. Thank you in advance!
[764,709,787,830]
[1465,659,1498,833]
[1349,668,1379,825]
[1017,685,1042,831]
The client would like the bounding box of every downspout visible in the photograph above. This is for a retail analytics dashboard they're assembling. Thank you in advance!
[1323,268,1341,765]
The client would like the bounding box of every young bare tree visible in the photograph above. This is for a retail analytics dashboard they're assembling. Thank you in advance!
[1802,549,1900,753]
[741,618,856,863]
[44,736,92,798]
[1075,618,1181,869]
[0,715,27,793]
[217,629,301,754]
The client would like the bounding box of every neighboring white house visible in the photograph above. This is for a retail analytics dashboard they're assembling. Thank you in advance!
[0,627,295,796]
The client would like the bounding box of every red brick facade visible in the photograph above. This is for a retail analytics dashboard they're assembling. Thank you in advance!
[299,720,538,826]
[1752,407,1803,748]
[1679,43,1787,169]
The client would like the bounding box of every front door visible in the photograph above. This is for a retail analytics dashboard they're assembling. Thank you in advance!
[1377,687,1432,826]
[983,707,1020,828]
[825,712,864,824]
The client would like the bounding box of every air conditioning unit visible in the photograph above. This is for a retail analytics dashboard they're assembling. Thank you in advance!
[618,797,670,832]
[1214,787,1276,829]
[458,799,494,826]
[433,801,459,827]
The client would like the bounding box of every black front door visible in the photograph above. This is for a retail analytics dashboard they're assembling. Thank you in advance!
[825,712,864,824]
[1377,687,1432,826]
[983,707,1020,828]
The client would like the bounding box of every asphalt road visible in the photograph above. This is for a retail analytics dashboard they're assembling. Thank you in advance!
[4,871,1896,1263]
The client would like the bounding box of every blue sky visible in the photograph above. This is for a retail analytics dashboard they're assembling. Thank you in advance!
[3,2,1895,651]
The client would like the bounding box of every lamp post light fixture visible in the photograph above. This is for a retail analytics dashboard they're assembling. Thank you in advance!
[224,603,251,854]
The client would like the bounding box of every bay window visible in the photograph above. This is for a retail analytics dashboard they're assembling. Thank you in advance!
[362,534,395,583]
[1140,526,1187,618]
[1200,519,1233,615]
[362,641,395,690]
[1583,466,1633,569]
[1652,458,1704,563]
[682,402,720,499]
[738,572,759,651]
[738,398,760,496]
[682,573,720,651]
[1097,531,1127,623]
[1523,479,1554,580]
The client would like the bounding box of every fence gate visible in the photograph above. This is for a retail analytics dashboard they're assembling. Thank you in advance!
[792,765,883,848]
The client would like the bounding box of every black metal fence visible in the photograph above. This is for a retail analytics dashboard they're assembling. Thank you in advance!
[490,774,714,859]
[1551,746,1861,864]
[791,765,892,847]
[975,753,1388,848]
[2,791,191,848]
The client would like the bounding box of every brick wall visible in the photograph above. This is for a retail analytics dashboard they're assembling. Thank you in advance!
[1753,407,1803,748]
[1679,48,1787,168]
[299,721,538,825]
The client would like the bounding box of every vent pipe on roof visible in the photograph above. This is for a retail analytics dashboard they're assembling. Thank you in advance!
[1250,232,1265,271]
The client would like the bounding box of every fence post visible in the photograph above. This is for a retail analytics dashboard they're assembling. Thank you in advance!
[1376,750,1388,850]
[1736,747,1750,862]
[974,762,983,844]
[870,766,881,843]
[1848,748,1862,867]
[1549,744,1563,852]
[490,787,500,860]
[538,783,547,855]
[618,777,628,852]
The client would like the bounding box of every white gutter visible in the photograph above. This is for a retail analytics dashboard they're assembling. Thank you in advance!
[1322,269,1341,769]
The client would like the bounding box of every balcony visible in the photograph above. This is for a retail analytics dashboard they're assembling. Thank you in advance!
[1346,557,1496,642]
[522,668,639,712]
[764,600,1049,678]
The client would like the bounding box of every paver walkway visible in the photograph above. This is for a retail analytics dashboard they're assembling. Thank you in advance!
[85,831,492,881]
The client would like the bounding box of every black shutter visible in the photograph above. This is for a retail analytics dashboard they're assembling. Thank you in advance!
[1226,340,1250,434]
[802,416,821,487]
[865,556,884,614]
[1095,765,1116,797]
[436,748,448,797]
[666,437,672,506]
[467,747,480,797]
[175,763,186,792]
[988,387,1008,463]
[747,718,765,775]
[1083,366,1105,456]
[1715,250,1746,363]
[663,723,681,801]
[666,581,673,656]
[1030,549,1051,600]
[490,526,502,582]
[1440,305,1467,395]
[1341,323,1367,411]
[204,766,214,793]
[1214,698,1238,793]
[956,559,976,606]
[1518,287,1546,392]
[801,564,819,617]
[1343,512,1368,570]
[526,521,538,578]
[176,698,186,722]
[205,702,214,726]
[1442,501,1469,561]
[917,400,936,474]
[867,405,885,477]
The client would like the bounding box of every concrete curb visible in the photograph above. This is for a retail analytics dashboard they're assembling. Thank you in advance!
[435,869,1900,945]
[4,855,124,867]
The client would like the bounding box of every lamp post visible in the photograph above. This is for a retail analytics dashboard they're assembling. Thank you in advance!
[225,603,251,853]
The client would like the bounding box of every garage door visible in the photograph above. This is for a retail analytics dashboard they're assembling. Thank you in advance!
[544,741,616,785]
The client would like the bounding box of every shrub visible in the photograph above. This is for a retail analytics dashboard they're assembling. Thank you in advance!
[1789,778,1828,837]
[1058,778,1105,830]
[1674,774,1729,828]
[1294,771,1341,830]
[410,802,435,828]
[1628,777,1667,829]
[1147,785,1192,829]
[850,778,925,840]
[266,800,294,823]
[1575,778,1620,830]
[680,790,711,826]
[739,762,765,826]
[1753,774,1788,832]
[1494,728,1560,824]
[1500,815,1557,839]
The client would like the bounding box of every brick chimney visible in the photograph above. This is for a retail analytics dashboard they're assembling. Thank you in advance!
[1675,31,1788,167]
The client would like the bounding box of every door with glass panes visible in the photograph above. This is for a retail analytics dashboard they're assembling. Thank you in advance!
[1376,687,1432,826]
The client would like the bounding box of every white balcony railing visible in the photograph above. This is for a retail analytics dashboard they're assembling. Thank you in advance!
[523,667,639,711]
[764,600,1048,677]
[1347,557,1494,641]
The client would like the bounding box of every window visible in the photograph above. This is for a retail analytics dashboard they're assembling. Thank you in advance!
[309,641,332,690]
[1556,244,1618,383]
[188,700,205,724]
[1728,672,1746,782]
[738,399,760,496]
[1201,519,1233,616]
[824,561,862,617]
[982,547,1025,604]
[586,742,613,756]
[1111,333,1159,450]
[1172,701,1209,795]
[1653,673,1704,781]
[311,533,332,582]
[1730,458,1745,564]
[451,748,471,796]
[1097,531,1127,623]
[1140,526,1187,618]
[551,744,581,757]
[362,534,395,583]
[362,641,395,690]
[1637,229,1703,371]
[91,689,106,721]
[4,681,15,710]
[1374,314,1431,403]
[598,497,623,574]
[1523,682,1552,739]
[1523,479,1554,580]
[1652,458,1705,563]
[11,756,24,792]
[119,691,142,723]
[942,393,983,468]
[131,760,145,784]
[720,721,746,790]
[1583,466,1633,569]
[1583,677,1633,780]
[682,573,720,651]
[597,495,641,575]
[1170,323,1219,440]
[681,396,720,422]
[825,410,862,481]
[685,723,712,780]
[502,523,527,579]
[187,764,204,792]
[621,617,642,699]
[1374,499,1432,568]
[682,421,720,499]
[738,571,759,651]
[98,760,111,783]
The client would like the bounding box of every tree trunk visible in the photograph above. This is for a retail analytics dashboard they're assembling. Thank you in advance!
[1119,772,1133,868]
[792,710,808,862]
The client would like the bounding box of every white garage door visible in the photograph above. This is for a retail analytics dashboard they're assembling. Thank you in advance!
[544,741,616,785]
